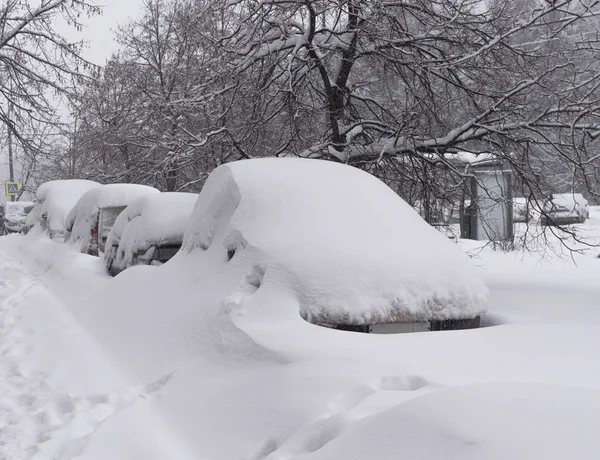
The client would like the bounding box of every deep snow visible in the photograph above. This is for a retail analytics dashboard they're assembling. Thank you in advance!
[0,237,193,459]
[6,231,600,459]
[3,178,600,458]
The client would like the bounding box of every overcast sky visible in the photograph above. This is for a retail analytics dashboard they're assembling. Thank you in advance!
[68,0,145,65]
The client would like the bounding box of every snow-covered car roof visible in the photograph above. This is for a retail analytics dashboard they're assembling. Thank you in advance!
[3,201,34,215]
[66,183,159,253]
[182,158,488,325]
[26,180,100,239]
[544,193,588,211]
[105,192,199,273]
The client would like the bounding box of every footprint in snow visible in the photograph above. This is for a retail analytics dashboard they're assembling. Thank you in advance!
[251,374,430,460]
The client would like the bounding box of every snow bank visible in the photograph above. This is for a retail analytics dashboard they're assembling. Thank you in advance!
[183,158,488,325]
[106,192,198,273]
[26,180,100,240]
[66,183,159,253]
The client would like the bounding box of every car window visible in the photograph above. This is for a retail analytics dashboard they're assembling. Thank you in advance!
[154,244,182,263]
[99,206,127,240]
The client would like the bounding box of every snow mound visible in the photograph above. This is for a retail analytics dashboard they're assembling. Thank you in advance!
[106,192,198,273]
[66,184,159,253]
[183,158,488,325]
[26,180,100,240]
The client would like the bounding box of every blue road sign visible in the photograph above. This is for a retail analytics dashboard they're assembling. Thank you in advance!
[5,181,20,196]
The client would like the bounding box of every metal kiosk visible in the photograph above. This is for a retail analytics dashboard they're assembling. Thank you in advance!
[460,157,513,242]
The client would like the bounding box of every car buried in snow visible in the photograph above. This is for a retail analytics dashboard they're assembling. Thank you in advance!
[65,183,159,256]
[105,192,198,276]
[0,201,34,235]
[540,193,589,226]
[181,158,488,333]
[24,180,100,241]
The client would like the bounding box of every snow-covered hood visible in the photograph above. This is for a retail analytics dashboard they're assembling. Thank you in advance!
[5,214,24,223]
[183,158,488,325]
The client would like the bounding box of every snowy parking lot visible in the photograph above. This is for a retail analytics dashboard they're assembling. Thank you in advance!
[1,205,600,459]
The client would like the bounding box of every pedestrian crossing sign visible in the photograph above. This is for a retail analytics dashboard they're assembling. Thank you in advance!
[5,181,20,196]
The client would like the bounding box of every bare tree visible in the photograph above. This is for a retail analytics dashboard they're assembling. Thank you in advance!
[217,0,600,207]
[0,0,100,152]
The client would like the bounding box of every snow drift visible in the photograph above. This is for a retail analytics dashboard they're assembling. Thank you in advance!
[183,158,488,325]
[66,183,159,253]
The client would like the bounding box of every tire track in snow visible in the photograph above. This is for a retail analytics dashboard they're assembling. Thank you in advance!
[0,253,173,459]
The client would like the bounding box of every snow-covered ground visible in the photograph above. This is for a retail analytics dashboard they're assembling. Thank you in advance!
[1,204,600,458]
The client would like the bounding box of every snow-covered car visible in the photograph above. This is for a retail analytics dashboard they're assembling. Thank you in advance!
[105,192,198,276]
[24,180,100,241]
[540,193,589,225]
[513,197,533,223]
[65,183,159,256]
[181,158,488,333]
[1,201,34,234]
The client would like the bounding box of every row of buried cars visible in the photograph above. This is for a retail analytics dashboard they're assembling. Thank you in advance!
[15,173,593,284]
[21,179,197,276]
[14,159,490,335]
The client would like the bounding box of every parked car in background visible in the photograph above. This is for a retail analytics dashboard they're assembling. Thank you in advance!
[513,197,533,223]
[23,180,100,240]
[65,184,159,256]
[105,192,198,276]
[0,201,34,234]
[540,193,589,225]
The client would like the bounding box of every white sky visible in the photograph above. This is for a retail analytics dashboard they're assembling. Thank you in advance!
[69,0,146,65]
